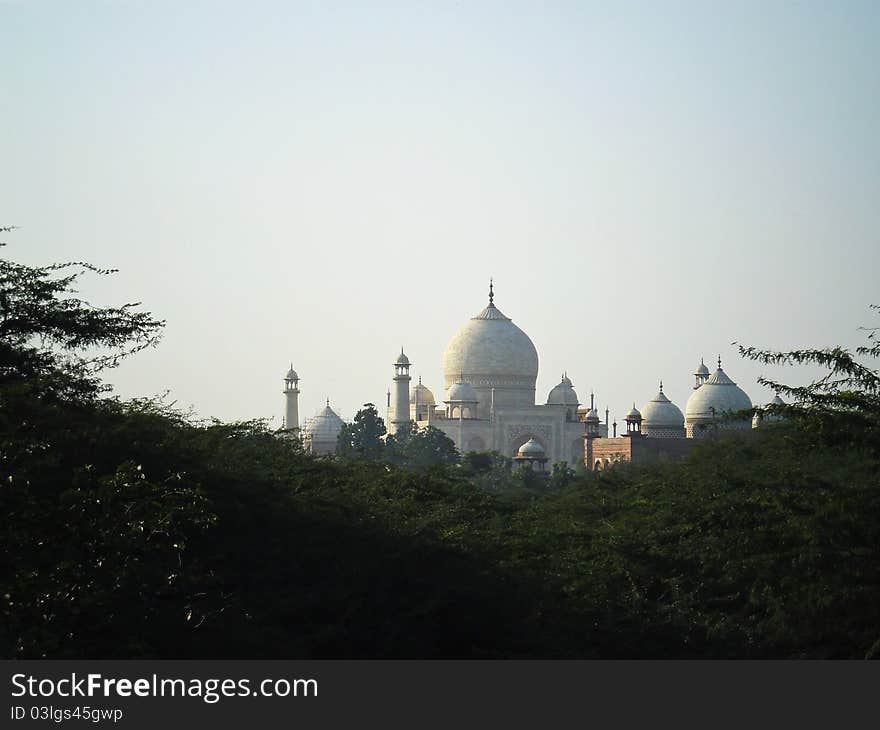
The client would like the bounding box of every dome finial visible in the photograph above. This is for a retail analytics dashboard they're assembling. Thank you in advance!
[488,277,494,305]
[326,397,329,407]
[659,379,663,392]
[718,354,722,369]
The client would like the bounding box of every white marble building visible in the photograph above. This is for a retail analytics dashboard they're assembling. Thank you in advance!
[386,283,606,466]
[281,286,760,466]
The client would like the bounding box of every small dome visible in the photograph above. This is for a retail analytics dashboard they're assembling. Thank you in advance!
[584,407,600,422]
[695,359,710,376]
[627,405,642,419]
[411,381,436,406]
[395,349,410,366]
[305,402,345,441]
[772,394,786,406]
[641,386,685,428]
[685,365,752,420]
[517,438,545,457]
[446,381,478,403]
[547,373,579,406]
[285,366,298,381]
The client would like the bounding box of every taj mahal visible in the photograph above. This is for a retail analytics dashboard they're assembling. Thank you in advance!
[283,282,775,469]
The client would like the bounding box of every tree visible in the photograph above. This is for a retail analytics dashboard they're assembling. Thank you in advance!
[386,423,459,469]
[0,226,164,404]
[548,461,576,490]
[459,450,518,491]
[737,304,880,436]
[336,403,387,460]
[0,231,214,657]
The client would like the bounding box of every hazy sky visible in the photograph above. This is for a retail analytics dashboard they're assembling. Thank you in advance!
[3,1,878,427]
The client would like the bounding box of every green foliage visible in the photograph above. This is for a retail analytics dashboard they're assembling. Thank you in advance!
[386,423,460,470]
[548,461,576,490]
[11,401,879,658]
[3,453,216,658]
[336,403,387,460]
[737,304,880,423]
[460,450,518,491]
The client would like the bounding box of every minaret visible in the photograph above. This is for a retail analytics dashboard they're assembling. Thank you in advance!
[283,364,300,432]
[391,348,412,435]
[583,399,601,468]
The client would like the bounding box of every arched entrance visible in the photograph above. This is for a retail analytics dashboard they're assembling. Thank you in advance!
[509,433,549,459]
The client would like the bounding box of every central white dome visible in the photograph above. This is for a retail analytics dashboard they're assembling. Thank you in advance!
[441,292,539,417]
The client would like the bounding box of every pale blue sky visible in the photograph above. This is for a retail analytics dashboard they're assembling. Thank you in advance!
[3,1,878,425]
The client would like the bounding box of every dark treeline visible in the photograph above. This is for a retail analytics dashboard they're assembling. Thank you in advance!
[2,236,879,659]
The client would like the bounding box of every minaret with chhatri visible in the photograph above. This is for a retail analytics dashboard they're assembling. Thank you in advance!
[391,348,411,435]
[283,364,300,431]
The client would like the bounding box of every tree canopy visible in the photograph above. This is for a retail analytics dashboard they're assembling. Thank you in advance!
[336,402,386,460]
[385,422,460,469]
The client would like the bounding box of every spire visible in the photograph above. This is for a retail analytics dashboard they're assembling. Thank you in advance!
[659,380,663,392]
[488,277,494,305]
[718,354,722,369]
